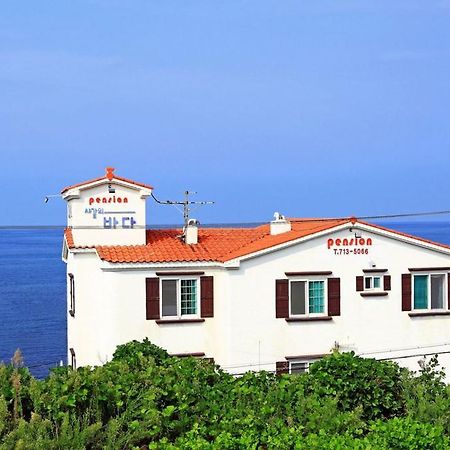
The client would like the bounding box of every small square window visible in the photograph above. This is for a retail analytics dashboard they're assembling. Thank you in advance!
[290,361,309,374]
[289,359,320,374]
[364,276,382,291]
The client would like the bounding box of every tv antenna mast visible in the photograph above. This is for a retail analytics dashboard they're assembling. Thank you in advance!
[151,191,214,227]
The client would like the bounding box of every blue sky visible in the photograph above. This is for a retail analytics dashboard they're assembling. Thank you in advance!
[1,1,450,226]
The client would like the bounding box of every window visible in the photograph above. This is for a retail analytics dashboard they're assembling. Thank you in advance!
[161,278,198,318]
[290,280,326,316]
[357,274,390,294]
[290,361,309,374]
[68,273,75,317]
[413,274,447,310]
[289,359,319,374]
[364,276,381,290]
[69,348,76,370]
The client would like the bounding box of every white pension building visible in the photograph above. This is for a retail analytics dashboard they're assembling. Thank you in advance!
[62,168,450,376]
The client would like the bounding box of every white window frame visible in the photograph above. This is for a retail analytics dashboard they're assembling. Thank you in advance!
[289,278,327,317]
[289,358,319,374]
[412,273,448,312]
[364,275,382,291]
[160,277,200,319]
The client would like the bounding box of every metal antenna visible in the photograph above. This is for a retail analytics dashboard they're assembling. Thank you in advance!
[151,191,214,226]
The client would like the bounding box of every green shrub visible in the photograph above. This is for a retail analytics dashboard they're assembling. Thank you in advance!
[0,357,33,421]
[366,417,449,450]
[0,395,9,439]
[402,355,450,434]
[0,341,449,448]
[112,338,170,367]
[307,352,406,421]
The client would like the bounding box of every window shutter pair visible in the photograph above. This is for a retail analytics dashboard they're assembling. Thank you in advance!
[145,276,214,319]
[356,275,391,291]
[275,278,341,318]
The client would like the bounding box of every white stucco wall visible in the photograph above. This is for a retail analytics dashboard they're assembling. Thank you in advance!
[66,181,149,247]
[66,223,450,379]
[66,251,109,366]
[67,260,231,367]
[225,227,450,376]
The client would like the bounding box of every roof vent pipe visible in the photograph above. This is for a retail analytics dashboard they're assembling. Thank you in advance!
[270,212,291,235]
[184,218,199,245]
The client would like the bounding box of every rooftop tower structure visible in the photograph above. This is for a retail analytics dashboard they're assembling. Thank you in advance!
[61,167,153,246]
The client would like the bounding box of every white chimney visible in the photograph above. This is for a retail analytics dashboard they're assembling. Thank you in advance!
[184,219,199,245]
[270,212,291,235]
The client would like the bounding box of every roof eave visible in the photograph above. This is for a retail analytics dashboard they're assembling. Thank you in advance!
[61,176,153,196]
[98,260,224,271]
[225,220,450,264]
[355,222,450,255]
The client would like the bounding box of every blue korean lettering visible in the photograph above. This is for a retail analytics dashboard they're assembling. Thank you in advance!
[122,217,137,229]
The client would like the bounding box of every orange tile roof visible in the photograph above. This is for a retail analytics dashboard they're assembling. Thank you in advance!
[61,169,153,193]
[65,228,74,248]
[64,218,450,264]
[93,219,348,263]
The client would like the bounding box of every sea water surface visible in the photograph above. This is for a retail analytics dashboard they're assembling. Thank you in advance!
[0,229,66,378]
[1,222,450,378]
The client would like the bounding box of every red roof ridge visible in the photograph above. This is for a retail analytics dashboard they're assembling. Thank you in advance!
[61,168,153,193]
[288,217,353,222]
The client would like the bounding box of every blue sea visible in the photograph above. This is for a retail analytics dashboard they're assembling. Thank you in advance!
[1,222,450,379]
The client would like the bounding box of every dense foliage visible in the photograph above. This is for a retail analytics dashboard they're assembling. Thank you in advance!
[0,340,449,449]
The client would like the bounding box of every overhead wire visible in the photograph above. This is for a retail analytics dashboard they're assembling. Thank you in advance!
[226,348,450,377]
[220,342,450,374]
[5,343,450,377]
[2,207,450,230]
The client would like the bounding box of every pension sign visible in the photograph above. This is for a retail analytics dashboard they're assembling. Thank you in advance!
[327,237,373,255]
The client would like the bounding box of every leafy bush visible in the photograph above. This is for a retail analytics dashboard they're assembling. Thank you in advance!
[0,341,449,448]
[307,351,406,420]
[366,417,449,450]
[0,351,33,422]
[112,338,170,368]
[402,355,450,434]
